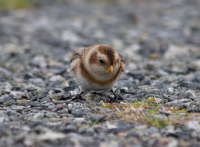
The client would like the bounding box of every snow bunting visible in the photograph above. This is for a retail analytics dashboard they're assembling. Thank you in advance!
[68,45,125,100]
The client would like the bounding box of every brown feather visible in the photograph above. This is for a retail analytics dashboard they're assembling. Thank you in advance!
[98,45,115,65]
[69,46,94,68]
[89,51,97,65]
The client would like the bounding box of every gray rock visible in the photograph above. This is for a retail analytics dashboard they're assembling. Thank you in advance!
[29,78,44,84]
[47,105,56,110]
[24,73,34,80]
[31,55,47,68]
[48,93,63,100]
[10,91,24,98]
[185,90,196,99]
[89,114,106,122]
[184,121,200,132]
[63,85,78,91]
[62,92,73,100]
[45,112,58,118]
[139,77,151,86]
[33,112,44,120]
[192,75,200,84]
[180,81,199,90]
[54,88,63,93]
[166,62,188,74]
[71,109,88,117]
[59,125,77,133]
[178,98,191,103]
[127,71,145,81]
[115,79,138,89]
[147,126,159,133]
[49,75,65,82]
[28,101,41,107]
[187,101,200,112]
[0,96,13,104]
[40,97,51,102]
[6,99,16,106]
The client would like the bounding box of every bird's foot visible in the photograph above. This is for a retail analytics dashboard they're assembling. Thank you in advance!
[71,92,85,102]
[111,90,119,102]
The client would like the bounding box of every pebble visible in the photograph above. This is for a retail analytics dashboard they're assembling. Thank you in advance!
[89,114,107,122]
[115,79,138,89]
[184,121,200,132]
[0,96,13,104]
[127,71,145,81]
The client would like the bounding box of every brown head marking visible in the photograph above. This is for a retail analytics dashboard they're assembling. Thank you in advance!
[89,51,97,65]
[98,45,115,65]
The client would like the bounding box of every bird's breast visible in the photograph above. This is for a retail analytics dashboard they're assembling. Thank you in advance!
[74,63,122,91]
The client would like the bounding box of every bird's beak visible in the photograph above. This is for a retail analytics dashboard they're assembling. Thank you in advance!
[107,65,113,75]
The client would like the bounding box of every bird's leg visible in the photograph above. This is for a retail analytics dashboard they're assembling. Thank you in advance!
[111,89,119,102]
[71,91,85,102]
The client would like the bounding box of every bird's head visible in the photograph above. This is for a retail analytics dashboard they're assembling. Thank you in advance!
[85,45,121,78]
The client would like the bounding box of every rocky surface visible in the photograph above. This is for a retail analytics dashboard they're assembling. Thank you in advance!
[0,0,200,146]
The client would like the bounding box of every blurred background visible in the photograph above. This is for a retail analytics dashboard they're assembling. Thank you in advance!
[0,0,200,79]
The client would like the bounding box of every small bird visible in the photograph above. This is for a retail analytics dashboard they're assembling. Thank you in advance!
[68,45,125,101]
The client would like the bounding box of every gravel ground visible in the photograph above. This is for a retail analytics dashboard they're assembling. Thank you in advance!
[0,0,200,146]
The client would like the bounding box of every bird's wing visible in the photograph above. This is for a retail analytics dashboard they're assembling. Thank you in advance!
[68,47,91,72]
[118,53,126,71]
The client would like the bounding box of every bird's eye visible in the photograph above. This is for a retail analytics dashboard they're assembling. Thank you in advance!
[100,60,104,64]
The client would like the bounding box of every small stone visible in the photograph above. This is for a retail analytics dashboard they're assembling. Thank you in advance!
[24,73,34,80]
[6,99,16,106]
[192,76,200,84]
[139,77,151,86]
[187,101,200,112]
[89,114,106,122]
[54,88,63,93]
[155,79,170,89]
[107,127,131,134]
[155,98,163,104]
[10,91,24,98]
[40,97,50,102]
[11,106,25,112]
[31,55,47,68]
[29,78,44,84]
[58,104,63,109]
[63,85,78,91]
[47,105,55,110]
[0,96,13,104]
[147,126,159,133]
[59,125,77,133]
[115,79,138,89]
[167,87,174,93]
[180,81,199,90]
[48,93,63,100]
[169,103,184,109]
[33,113,44,120]
[127,71,145,80]
[49,75,65,82]
[178,99,191,103]
[71,109,88,117]
[16,99,28,106]
[38,131,65,141]
[126,131,139,138]
[62,92,73,100]
[185,121,200,132]
[168,62,188,74]
[28,101,41,107]
[185,90,196,99]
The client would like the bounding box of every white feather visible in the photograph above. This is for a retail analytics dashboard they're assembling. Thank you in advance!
[67,58,79,72]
